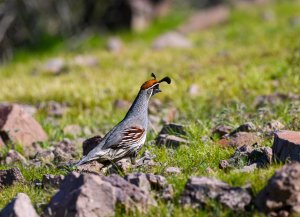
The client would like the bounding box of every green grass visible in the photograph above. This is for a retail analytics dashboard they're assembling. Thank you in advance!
[1,0,300,216]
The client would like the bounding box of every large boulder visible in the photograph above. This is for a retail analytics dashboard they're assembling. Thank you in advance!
[272,131,300,162]
[179,176,251,211]
[0,104,47,147]
[44,172,155,217]
[255,163,300,216]
[0,168,25,187]
[0,193,39,217]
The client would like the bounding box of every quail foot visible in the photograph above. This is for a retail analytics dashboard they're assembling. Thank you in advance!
[75,73,171,166]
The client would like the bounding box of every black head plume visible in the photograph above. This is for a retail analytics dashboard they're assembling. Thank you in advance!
[151,73,156,80]
[158,76,171,84]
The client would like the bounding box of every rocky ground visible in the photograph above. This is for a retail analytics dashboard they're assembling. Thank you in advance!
[1,1,300,216]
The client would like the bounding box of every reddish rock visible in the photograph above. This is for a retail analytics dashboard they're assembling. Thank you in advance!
[218,132,260,148]
[272,131,300,162]
[0,168,24,187]
[178,6,229,34]
[0,104,48,147]
[82,135,103,156]
[255,163,300,216]
[0,193,39,217]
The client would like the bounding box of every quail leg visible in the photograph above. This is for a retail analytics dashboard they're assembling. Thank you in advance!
[130,151,138,165]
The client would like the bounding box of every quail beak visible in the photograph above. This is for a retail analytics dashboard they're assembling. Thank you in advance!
[152,87,162,96]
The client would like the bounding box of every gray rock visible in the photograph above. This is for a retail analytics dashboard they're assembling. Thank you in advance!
[219,144,272,171]
[107,159,131,174]
[212,125,232,139]
[165,167,181,174]
[134,150,157,167]
[106,37,123,53]
[179,176,251,211]
[255,163,300,216]
[53,138,77,162]
[0,168,24,187]
[34,149,55,163]
[42,174,65,188]
[4,150,27,165]
[272,130,300,162]
[264,120,285,133]
[42,58,66,75]
[37,101,67,117]
[0,193,39,217]
[152,31,192,49]
[73,55,98,67]
[44,172,116,217]
[125,173,173,201]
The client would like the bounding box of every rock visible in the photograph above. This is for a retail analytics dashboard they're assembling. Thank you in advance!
[235,163,257,173]
[255,163,300,215]
[0,168,24,187]
[124,173,173,201]
[4,150,27,165]
[230,122,257,135]
[212,125,232,139]
[42,174,65,188]
[152,31,192,49]
[73,55,98,67]
[42,58,66,75]
[162,106,178,124]
[34,149,55,163]
[156,134,189,148]
[253,92,300,108]
[165,167,181,174]
[19,104,37,116]
[264,120,285,133]
[218,132,260,148]
[272,130,300,162]
[103,174,157,210]
[44,172,116,217]
[134,150,157,167]
[0,193,39,217]
[37,101,66,117]
[219,144,272,171]
[63,124,82,138]
[107,159,131,174]
[113,99,130,109]
[178,6,229,34]
[0,104,48,147]
[187,84,199,96]
[179,176,251,211]
[53,138,77,162]
[76,160,105,175]
[128,0,170,31]
[159,123,186,136]
[82,135,102,156]
[106,37,123,53]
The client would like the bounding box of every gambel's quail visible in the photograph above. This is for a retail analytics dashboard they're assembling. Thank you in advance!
[75,73,171,166]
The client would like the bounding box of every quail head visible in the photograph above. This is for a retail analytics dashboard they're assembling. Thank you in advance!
[75,73,171,166]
